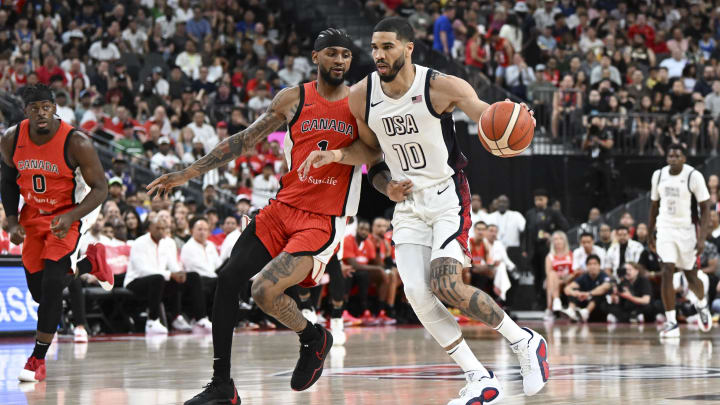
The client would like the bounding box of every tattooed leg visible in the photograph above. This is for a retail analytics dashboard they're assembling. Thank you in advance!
[251,253,314,332]
[429,257,505,328]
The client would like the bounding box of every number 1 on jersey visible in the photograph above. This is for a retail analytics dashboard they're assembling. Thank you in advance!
[317,140,329,151]
[392,142,426,171]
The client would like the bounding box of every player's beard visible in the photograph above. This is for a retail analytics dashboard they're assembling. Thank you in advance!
[377,52,406,82]
[319,65,346,86]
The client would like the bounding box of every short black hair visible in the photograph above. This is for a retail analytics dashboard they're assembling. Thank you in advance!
[534,188,549,198]
[22,84,55,105]
[580,232,594,240]
[373,17,415,42]
[615,225,629,232]
[189,216,208,230]
[667,143,687,156]
[474,221,487,227]
[586,254,601,265]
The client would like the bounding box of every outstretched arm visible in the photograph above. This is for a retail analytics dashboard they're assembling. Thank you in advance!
[147,86,299,197]
[51,132,108,239]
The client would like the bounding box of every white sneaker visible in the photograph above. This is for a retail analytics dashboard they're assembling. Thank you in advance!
[543,309,555,321]
[579,308,590,323]
[193,317,212,333]
[696,305,713,333]
[563,307,578,322]
[607,314,618,324]
[447,370,504,405]
[659,322,680,338]
[145,319,168,335]
[316,312,327,324]
[301,308,318,324]
[552,298,563,312]
[73,326,88,343]
[330,318,346,346]
[172,315,192,332]
[637,313,645,324]
[510,328,550,396]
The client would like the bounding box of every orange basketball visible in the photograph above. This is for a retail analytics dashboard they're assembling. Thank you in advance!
[478,101,534,157]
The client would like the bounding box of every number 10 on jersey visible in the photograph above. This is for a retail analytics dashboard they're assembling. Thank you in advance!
[391,142,426,171]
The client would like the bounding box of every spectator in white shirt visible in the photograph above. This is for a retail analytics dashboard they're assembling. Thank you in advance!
[186,110,219,152]
[659,49,688,79]
[121,17,148,54]
[486,224,514,301]
[252,163,280,209]
[572,232,609,273]
[248,84,272,122]
[55,92,76,125]
[88,34,121,62]
[175,40,202,80]
[606,225,644,277]
[124,218,210,334]
[220,212,248,263]
[486,195,526,249]
[151,136,181,173]
[278,56,303,87]
[181,217,222,315]
[470,194,490,227]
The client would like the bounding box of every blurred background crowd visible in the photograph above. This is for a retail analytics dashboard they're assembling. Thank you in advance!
[0,0,718,339]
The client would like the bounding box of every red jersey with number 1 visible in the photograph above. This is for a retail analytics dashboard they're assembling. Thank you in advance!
[12,119,80,214]
[276,81,361,216]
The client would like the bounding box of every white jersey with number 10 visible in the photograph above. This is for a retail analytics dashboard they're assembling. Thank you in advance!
[366,65,463,190]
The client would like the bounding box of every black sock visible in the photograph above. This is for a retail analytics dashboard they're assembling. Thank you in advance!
[298,297,313,311]
[32,340,50,360]
[298,321,319,343]
[77,257,92,275]
[381,302,390,312]
[213,358,231,381]
[330,307,343,319]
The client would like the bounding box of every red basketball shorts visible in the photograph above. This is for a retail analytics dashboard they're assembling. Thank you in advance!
[254,200,345,287]
[19,205,81,273]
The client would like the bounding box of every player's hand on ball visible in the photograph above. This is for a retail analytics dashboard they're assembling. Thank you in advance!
[147,171,190,199]
[9,223,25,245]
[386,179,413,202]
[50,213,74,239]
[298,150,338,181]
[505,98,536,127]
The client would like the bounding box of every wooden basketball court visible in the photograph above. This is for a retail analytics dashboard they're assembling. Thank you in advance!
[1,322,719,404]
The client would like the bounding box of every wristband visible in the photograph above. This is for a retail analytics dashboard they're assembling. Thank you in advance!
[368,161,390,184]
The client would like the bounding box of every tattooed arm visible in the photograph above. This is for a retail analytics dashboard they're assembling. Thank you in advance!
[147,87,299,197]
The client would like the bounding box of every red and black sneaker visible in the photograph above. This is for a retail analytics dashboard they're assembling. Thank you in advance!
[184,378,240,405]
[290,324,333,391]
[18,356,46,382]
[86,243,114,291]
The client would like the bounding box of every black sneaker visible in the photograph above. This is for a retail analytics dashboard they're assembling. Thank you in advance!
[290,324,333,391]
[184,378,240,405]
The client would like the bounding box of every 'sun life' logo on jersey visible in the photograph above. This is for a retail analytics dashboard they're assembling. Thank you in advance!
[382,114,419,136]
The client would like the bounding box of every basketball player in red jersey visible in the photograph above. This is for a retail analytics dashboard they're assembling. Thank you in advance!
[0,84,111,382]
[148,29,365,404]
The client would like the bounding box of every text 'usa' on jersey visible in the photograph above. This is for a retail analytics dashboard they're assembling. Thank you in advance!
[365,65,467,191]
[277,81,362,217]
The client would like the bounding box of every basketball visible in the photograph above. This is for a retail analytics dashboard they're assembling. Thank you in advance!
[478,101,535,157]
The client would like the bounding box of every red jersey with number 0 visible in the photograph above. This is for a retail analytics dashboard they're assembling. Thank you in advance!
[276,81,361,216]
[12,119,82,214]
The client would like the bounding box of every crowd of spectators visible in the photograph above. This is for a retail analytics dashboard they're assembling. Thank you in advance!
[372,0,720,155]
[1,0,720,337]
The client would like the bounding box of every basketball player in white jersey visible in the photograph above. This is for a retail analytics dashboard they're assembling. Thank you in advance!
[648,143,713,337]
[300,17,548,404]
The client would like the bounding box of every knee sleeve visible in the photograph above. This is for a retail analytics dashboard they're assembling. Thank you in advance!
[396,244,462,347]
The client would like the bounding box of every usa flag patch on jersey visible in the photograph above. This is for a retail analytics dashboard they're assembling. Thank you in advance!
[412,95,422,103]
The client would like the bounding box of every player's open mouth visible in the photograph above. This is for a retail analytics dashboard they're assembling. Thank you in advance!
[37,122,48,128]
[376,65,389,74]
[331,67,344,74]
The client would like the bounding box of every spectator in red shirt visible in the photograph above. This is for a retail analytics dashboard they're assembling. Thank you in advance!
[465,221,491,285]
[367,217,399,323]
[35,54,67,86]
[343,220,395,325]
[208,215,237,251]
[627,13,655,48]
[245,69,271,99]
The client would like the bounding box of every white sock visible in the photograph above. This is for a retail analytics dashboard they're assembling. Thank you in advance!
[552,297,562,310]
[666,310,677,324]
[494,313,529,344]
[697,298,708,308]
[447,339,488,377]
